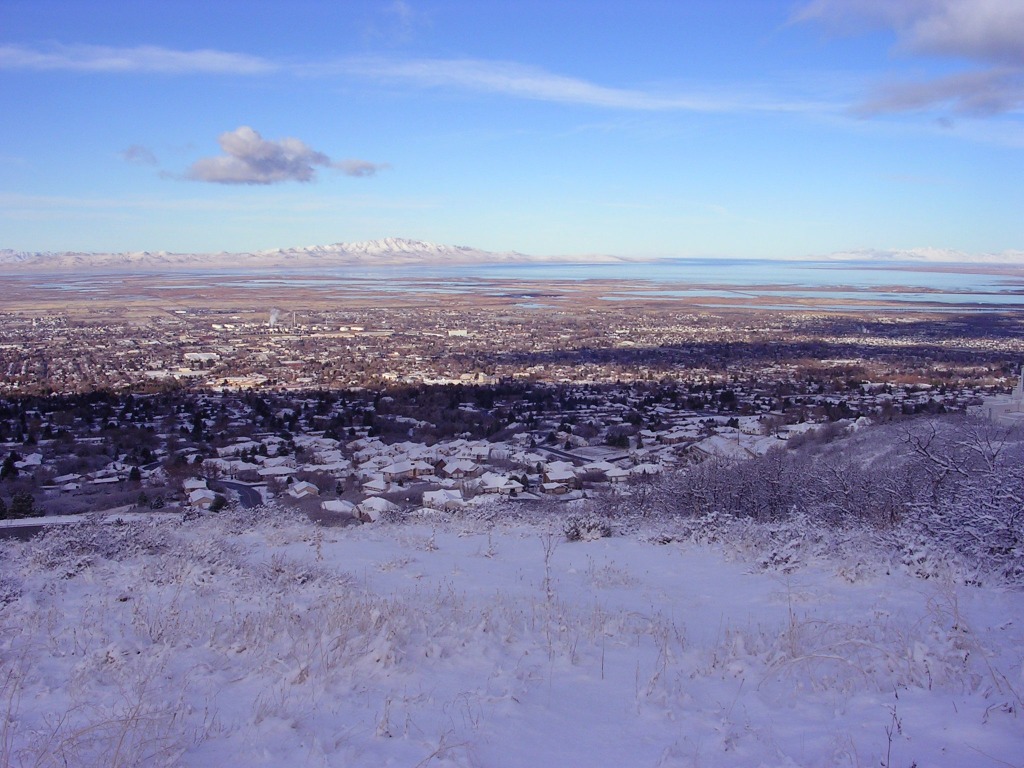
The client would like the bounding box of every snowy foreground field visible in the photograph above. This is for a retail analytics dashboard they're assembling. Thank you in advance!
[2,508,1022,768]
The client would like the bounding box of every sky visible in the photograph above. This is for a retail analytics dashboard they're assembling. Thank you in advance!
[1,0,1022,260]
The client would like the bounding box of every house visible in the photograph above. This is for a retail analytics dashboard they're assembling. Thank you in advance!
[409,460,435,478]
[581,461,615,478]
[660,430,692,445]
[287,480,319,499]
[541,482,570,495]
[544,460,576,475]
[381,461,416,483]
[630,463,663,478]
[543,468,577,486]
[321,499,356,516]
[357,496,400,522]
[469,445,492,462]
[362,476,389,495]
[262,455,296,468]
[14,453,43,469]
[688,434,755,462]
[477,472,524,496]
[183,477,208,492]
[188,488,217,510]
[606,467,631,484]
[422,489,465,511]
[438,459,479,479]
[258,465,297,479]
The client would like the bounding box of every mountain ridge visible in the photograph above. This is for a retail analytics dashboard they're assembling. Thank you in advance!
[0,237,632,272]
[2,239,1021,271]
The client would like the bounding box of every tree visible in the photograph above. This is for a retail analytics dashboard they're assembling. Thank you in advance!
[128,465,142,483]
[191,412,204,441]
[9,491,40,518]
[0,495,6,519]
[1,452,19,481]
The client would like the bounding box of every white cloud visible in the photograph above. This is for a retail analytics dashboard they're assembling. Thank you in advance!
[902,0,1024,65]
[858,67,1024,116]
[0,44,276,75]
[334,159,390,177]
[795,0,1024,115]
[185,127,387,185]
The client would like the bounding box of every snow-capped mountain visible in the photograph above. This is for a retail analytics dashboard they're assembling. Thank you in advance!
[0,238,628,272]
[254,237,532,264]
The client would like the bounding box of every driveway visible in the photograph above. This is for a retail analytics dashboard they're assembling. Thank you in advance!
[218,480,264,509]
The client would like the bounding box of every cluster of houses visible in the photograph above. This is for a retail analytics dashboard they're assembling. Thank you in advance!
[188,409,856,521]
[3,365,996,523]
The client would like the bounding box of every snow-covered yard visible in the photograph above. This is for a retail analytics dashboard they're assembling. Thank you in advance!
[1,509,1022,767]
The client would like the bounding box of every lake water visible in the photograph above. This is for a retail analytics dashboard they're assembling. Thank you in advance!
[224,259,1024,308]
[18,258,1024,310]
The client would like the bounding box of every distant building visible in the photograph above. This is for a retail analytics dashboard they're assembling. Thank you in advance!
[978,369,1024,426]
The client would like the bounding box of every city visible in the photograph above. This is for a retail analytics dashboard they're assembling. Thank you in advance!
[2,294,1019,522]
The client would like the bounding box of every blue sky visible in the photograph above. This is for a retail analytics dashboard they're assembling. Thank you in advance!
[1,0,1022,259]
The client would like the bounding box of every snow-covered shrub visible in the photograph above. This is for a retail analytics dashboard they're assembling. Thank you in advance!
[897,418,1024,585]
[0,564,20,605]
[603,415,1024,585]
[563,514,612,542]
[216,501,301,533]
[26,515,171,577]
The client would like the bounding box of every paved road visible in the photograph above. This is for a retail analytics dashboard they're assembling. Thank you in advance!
[219,480,264,509]
[0,524,45,540]
[537,445,631,466]
[536,445,589,466]
[0,511,181,540]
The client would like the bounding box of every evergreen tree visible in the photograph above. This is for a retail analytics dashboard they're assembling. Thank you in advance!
[9,491,39,518]
[0,452,19,481]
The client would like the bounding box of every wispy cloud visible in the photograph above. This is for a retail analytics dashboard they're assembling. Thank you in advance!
[794,0,1024,116]
[120,144,158,166]
[337,57,833,114]
[384,0,419,42]
[185,126,388,185]
[0,191,434,214]
[0,42,834,116]
[0,43,276,74]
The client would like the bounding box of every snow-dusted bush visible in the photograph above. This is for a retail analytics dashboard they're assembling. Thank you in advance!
[25,515,172,578]
[563,513,612,542]
[600,415,1024,586]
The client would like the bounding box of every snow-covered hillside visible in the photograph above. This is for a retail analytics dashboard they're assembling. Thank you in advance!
[1,507,1021,767]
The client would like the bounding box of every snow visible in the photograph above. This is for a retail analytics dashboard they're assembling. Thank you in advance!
[1,510,1022,767]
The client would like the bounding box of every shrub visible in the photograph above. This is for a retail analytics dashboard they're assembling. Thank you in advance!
[564,514,612,542]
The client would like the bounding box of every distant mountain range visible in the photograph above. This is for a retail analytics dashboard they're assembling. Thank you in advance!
[816,247,1024,265]
[1,238,1020,271]
[0,237,631,272]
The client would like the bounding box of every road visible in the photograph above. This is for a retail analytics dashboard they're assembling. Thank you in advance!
[219,480,264,509]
